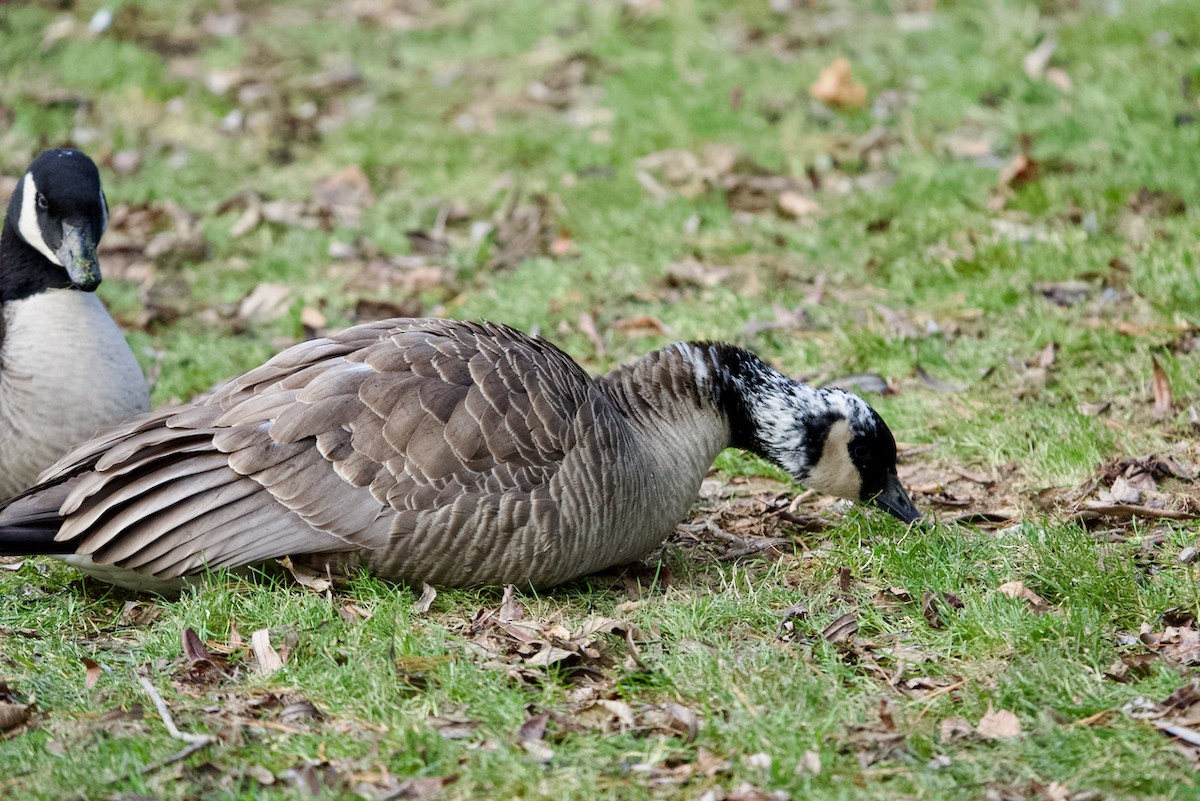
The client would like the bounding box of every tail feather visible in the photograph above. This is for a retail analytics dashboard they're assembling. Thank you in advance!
[0,478,76,556]
[0,523,72,555]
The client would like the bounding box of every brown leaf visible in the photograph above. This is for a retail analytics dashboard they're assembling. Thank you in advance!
[1034,280,1093,307]
[277,555,332,592]
[996,580,1050,613]
[821,612,858,643]
[922,592,946,629]
[182,628,213,663]
[644,701,699,742]
[413,582,437,615]
[810,58,867,109]
[574,699,637,732]
[406,229,450,256]
[577,311,606,357]
[518,710,549,742]
[664,258,731,289]
[313,165,373,228]
[726,783,780,801]
[119,601,162,627]
[777,191,821,219]
[251,629,284,675]
[976,704,1022,739]
[1129,188,1187,217]
[1105,653,1157,683]
[1031,342,1057,369]
[612,314,672,337]
[82,658,102,690]
[427,713,481,740]
[239,282,292,323]
[0,702,30,734]
[498,584,525,623]
[838,566,852,593]
[1152,356,1172,419]
[1141,624,1200,665]
[996,151,1038,192]
[939,716,975,742]
[524,645,577,667]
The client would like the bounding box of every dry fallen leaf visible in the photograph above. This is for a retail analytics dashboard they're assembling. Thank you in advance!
[939,716,975,742]
[976,704,1022,739]
[810,58,867,109]
[413,582,437,615]
[251,629,284,675]
[796,749,822,776]
[1022,36,1058,80]
[1045,67,1072,92]
[277,555,332,592]
[777,191,821,219]
[82,658,102,690]
[498,584,525,623]
[1140,623,1200,665]
[182,628,213,663]
[239,282,292,323]
[0,701,30,734]
[996,580,1050,612]
[1152,356,1173,419]
[821,612,859,643]
[313,164,374,228]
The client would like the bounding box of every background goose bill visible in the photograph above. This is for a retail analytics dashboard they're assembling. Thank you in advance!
[55,221,101,291]
[872,472,921,523]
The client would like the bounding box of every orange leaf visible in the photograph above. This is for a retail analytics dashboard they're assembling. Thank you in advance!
[810,58,867,110]
[1152,356,1172,419]
[82,657,102,689]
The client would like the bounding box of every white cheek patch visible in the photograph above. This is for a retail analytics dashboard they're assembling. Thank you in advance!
[17,173,61,267]
[806,419,862,500]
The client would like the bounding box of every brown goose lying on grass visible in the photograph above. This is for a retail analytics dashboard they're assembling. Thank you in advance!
[0,317,919,593]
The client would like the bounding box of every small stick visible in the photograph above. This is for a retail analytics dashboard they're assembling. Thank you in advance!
[136,674,213,747]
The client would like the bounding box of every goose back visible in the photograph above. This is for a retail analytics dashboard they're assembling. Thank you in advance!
[30,318,731,589]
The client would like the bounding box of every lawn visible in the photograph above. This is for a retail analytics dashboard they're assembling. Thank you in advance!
[2,0,1200,798]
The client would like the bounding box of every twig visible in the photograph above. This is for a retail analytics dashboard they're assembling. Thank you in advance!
[137,739,211,775]
[1073,502,1196,522]
[102,675,214,783]
[136,674,213,747]
[717,538,792,562]
[913,679,966,722]
[0,625,43,639]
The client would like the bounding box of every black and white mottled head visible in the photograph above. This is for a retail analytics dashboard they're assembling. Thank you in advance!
[702,344,921,523]
[2,148,109,295]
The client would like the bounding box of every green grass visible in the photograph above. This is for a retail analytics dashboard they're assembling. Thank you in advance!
[4,0,1200,798]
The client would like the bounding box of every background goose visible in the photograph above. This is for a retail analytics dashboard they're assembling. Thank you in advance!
[0,148,149,500]
[0,317,918,593]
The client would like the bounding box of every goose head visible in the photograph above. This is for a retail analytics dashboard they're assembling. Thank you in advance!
[799,394,921,523]
[6,148,109,291]
[718,350,921,523]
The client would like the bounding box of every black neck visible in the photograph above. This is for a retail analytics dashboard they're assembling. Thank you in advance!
[691,342,771,455]
[0,217,73,304]
[693,342,840,478]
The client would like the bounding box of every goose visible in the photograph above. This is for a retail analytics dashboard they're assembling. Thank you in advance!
[0,317,918,593]
[0,148,149,500]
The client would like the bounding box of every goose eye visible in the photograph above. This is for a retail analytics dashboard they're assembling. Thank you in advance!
[36,193,48,210]
[852,446,870,462]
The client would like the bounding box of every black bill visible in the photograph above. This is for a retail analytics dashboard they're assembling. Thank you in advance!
[872,472,922,523]
[55,221,101,291]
